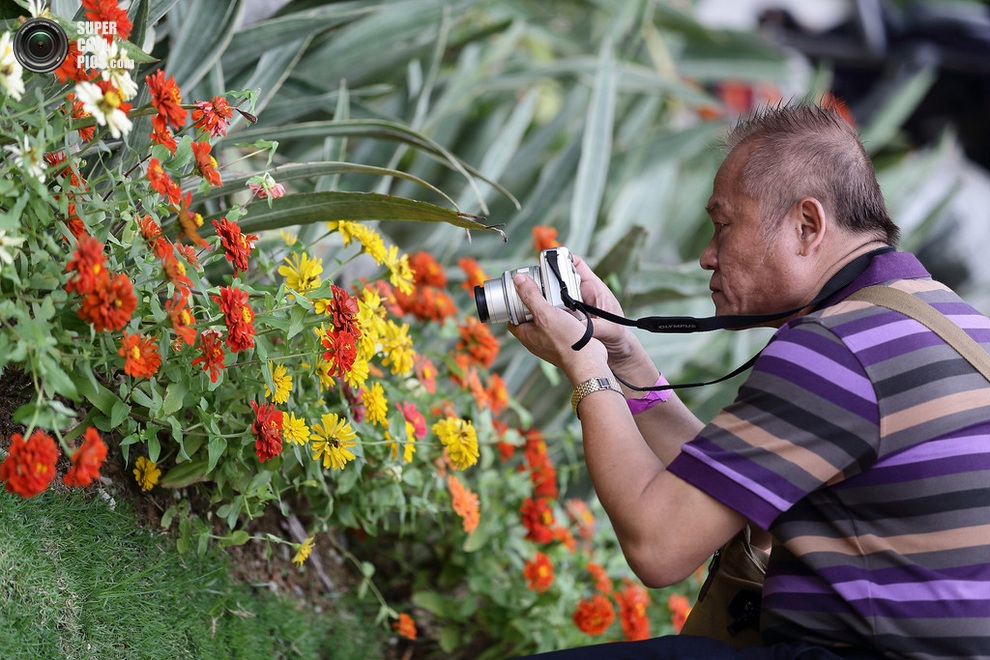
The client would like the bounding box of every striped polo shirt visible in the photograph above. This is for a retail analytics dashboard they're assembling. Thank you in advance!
[668,251,990,658]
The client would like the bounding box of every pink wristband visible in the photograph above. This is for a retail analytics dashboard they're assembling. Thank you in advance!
[626,375,671,415]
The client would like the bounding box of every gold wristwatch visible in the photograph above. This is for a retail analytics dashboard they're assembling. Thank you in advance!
[571,375,623,419]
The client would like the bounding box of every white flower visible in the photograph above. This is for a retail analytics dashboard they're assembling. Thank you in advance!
[28,1,52,18]
[96,41,137,100]
[3,136,45,182]
[74,80,132,139]
[0,32,25,101]
[0,229,27,268]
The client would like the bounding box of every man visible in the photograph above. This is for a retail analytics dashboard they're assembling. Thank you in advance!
[509,103,990,658]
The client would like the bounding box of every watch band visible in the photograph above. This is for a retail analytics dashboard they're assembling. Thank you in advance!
[571,375,623,419]
[626,374,671,415]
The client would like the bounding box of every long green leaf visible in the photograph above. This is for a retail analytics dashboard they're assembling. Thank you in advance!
[228,119,520,209]
[568,39,616,255]
[201,191,504,238]
[193,161,457,209]
[166,0,242,89]
[859,67,938,155]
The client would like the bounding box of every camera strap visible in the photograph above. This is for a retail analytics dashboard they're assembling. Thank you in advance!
[545,246,893,391]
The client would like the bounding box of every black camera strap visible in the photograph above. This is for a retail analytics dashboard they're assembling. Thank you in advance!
[545,246,893,391]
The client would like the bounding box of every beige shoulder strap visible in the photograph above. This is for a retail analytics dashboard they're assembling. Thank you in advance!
[847,285,990,382]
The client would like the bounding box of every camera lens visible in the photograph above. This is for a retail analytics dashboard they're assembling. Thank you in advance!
[13,18,69,74]
[474,286,491,323]
[474,266,540,325]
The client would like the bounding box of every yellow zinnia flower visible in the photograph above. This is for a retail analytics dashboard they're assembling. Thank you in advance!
[385,245,415,295]
[292,536,315,566]
[278,251,323,294]
[381,320,415,376]
[133,456,161,491]
[264,361,293,404]
[311,412,358,470]
[432,417,479,470]
[283,411,311,445]
[344,355,370,390]
[364,382,388,426]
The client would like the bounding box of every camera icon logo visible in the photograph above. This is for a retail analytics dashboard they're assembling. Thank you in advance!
[12,16,69,73]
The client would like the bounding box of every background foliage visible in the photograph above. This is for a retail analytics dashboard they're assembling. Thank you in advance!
[3,0,986,657]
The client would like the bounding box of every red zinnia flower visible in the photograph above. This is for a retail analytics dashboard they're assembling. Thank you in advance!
[82,0,132,42]
[523,552,555,593]
[78,272,136,332]
[573,594,615,636]
[520,497,556,544]
[63,427,108,487]
[119,331,162,379]
[396,401,427,440]
[668,593,691,633]
[456,317,499,368]
[55,41,95,83]
[414,354,437,394]
[145,69,186,132]
[191,140,222,187]
[65,235,107,295]
[617,581,651,641]
[192,96,233,137]
[321,330,358,378]
[191,329,225,382]
[212,217,256,276]
[588,562,612,595]
[325,285,360,336]
[213,286,256,352]
[250,400,283,463]
[532,225,560,252]
[0,429,60,497]
[147,158,181,205]
[565,498,596,543]
[138,215,162,241]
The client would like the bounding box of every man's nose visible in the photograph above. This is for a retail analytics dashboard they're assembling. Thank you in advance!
[699,240,717,271]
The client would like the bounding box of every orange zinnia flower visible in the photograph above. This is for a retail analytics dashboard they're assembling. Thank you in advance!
[617,580,651,641]
[0,429,60,497]
[192,96,233,138]
[392,613,417,640]
[573,594,615,636]
[565,498,596,543]
[63,427,108,487]
[668,593,692,633]
[523,552,555,593]
[82,0,133,42]
[175,192,210,249]
[191,140,222,187]
[138,215,162,241]
[161,245,194,299]
[458,257,487,292]
[413,354,437,394]
[78,272,136,332]
[446,475,480,534]
[408,251,447,287]
[65,235,107,295]
[456,317,499,368]
[150,123,177,154]
[145,69,186,133]
[119,332,162,379]
[532,225,560,252]
[587,562,612,595]
[165,295,197,347]
[55,42,95,83]
[147,158,181,205]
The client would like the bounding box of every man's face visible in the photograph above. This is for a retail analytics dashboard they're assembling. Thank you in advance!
[700,150,801,317]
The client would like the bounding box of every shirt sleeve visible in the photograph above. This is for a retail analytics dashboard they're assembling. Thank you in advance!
[667,320,881,529]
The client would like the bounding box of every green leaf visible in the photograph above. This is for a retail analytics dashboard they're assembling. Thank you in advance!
[160,454,211,488]
[110,398,130,428]
[204,191,504,237]
[162,381,187,417]
[166,0,242,91]
[207,435,226,473]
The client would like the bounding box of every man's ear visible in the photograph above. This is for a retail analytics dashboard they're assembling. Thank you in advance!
[794,197,827,255]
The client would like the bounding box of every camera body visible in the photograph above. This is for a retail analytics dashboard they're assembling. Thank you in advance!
[474,246,582,325]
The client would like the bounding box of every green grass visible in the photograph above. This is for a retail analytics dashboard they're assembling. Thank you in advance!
[0,489,387,659]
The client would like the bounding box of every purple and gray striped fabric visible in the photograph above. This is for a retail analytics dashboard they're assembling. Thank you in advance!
[668,252,990,658]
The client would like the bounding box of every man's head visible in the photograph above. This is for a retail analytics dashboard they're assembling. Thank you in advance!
[701,103,897,318]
